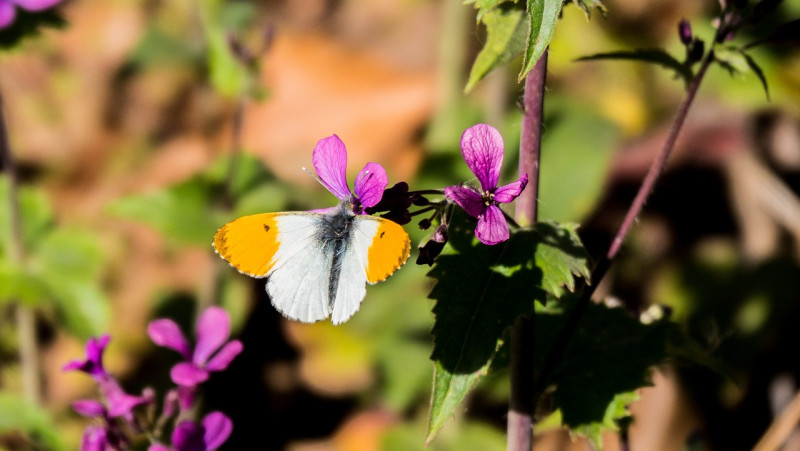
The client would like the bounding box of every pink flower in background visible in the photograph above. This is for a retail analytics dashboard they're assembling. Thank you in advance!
[0,0,63,29]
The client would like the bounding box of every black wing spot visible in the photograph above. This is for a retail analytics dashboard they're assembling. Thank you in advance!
[263,224,271,233]
[380,231,385,238]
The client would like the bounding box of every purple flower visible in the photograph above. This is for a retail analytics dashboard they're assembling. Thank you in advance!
[0,0,63,30]
[312,134,388,214]
[148,412,233,451]
[445,124,528,245]
[80,425,110,451]
[148,307,243,387]
[63,335,110,379]
[64,335,152,419]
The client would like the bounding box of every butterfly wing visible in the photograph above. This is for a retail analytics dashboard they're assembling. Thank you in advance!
[330,215,411,324]
[213,212,333,322]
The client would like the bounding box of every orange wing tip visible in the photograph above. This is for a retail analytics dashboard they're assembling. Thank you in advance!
[212,219,275,279]
[367,239,411,284]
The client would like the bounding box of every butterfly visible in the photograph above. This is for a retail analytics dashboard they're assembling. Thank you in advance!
[213,135,410,325]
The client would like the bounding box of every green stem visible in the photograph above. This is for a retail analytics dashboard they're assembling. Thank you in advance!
[0,92,42,405]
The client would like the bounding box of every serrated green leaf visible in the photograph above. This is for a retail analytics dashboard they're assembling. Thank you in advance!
[576,49,693,86]
[0,393,67,451]
[465,3,528,93]
[569,0,606,18]
[518,0,563,81]
[714,47,750,76]
[738,51,770,100]
[533,222,590,297]
[571,391,638,449]
[535,295,672,428]
[426,213,544,441]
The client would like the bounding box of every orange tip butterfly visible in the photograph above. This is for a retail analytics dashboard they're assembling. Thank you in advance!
[213,135,410,324]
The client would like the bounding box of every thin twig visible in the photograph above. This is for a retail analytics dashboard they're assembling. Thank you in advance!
[753,389,800,451]
[0,92,42,405]
[533,44,717,405]
[509,49,548,451]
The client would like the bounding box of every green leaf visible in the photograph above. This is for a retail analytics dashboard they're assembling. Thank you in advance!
[107,177,225,247]
[571,391,638,449]
[538,102,619,222]
[35,229,104,281]
[535,295,672,429]
[0,393,67,451]
[738,50,770,100]
[0,261,49,306]
[465,3,528,93]
[465,0,512,22]
[745,18,800,49]
[426,213,545,441]
[0,176,54,256]
[45,279,110,339]
[533,222,590,298]
[198,0,253,98]
[714,47,750,76]
[576,49,693,86]
[569,0,607,18]
[518,0,563,81]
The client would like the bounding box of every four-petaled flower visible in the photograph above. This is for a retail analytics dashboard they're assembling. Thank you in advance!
[148,306,243,387]
[312,134,388,214]
[0,0,62,29]
[445,124,528,245]
[148,412,233,451]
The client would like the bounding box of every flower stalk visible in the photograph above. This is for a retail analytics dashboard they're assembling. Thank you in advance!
[509,48,548,451]
[0,92,42,406]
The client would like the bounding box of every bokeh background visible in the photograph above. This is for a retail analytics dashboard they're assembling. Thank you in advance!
[1,0,800,449]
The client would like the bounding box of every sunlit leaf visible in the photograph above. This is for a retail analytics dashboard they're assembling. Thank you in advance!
[198,0,253,98]
[534,222,590,298]
[0,176,54,256]
[738,51,770,100]
[518,0,563,81]
[571,391,638,449]
[0,261,48,306]
[35,229,104,282]
[465,0,513,22]
[45,279,110,339]
[576,49,693,86]
[0,393,67,451]
[465,3,528,93]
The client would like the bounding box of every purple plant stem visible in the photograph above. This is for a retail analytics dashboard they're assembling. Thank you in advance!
[533,48,717,405]
[0,92,42,405]
[510,49,548,451]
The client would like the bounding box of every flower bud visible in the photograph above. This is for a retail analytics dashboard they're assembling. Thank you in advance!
[678,19,692,45]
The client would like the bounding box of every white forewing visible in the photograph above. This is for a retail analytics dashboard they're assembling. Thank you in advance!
[330,218,380,324]
[267,214,331,323]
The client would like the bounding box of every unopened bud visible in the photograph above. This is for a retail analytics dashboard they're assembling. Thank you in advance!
[678,19,692,45]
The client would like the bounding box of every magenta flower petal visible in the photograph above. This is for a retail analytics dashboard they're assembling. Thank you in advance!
[205,340,243,372]
[193,307,230,366]
[0,1,16,29]
[172,420,205,451]
[445,185,484,218]
[312,134,352,201]
[71,399,106,418]
[171,362,209,387]
[102,380,151,418]
[202,412,233,450]
[353,162,387,209]
[14,0,62,11]
[147,444,172,451]
[63,335,110,378]
[476,205,509,245]
[148,319,191,359]
[493,174,528,203]
[81,425,109,451]
[460,124,504,192]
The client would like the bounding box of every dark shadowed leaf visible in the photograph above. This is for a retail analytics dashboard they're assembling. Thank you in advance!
[534,295,673,428]
[518,0,563,81]
[426,212,589,441]
[745,19,800,49]
[465,3,528,93]
[576,49,693,87]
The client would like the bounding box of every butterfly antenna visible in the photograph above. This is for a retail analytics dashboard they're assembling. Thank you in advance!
[302,167,326,189]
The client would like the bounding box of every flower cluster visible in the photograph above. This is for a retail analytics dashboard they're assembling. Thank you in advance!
[65,307,242,451]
